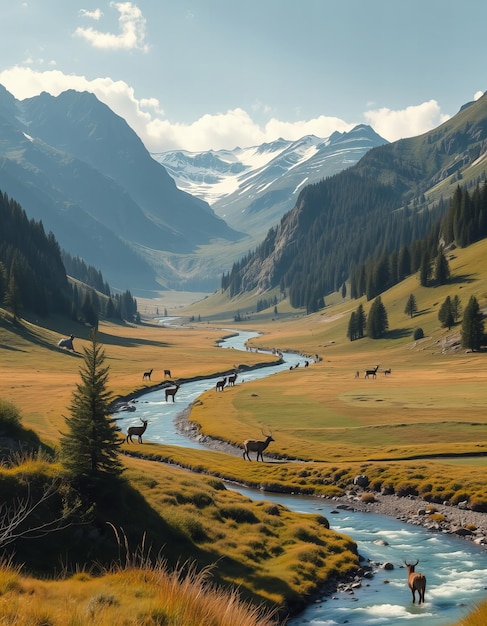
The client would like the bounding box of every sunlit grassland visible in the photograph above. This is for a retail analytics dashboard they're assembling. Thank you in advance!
[0,558,281,626]
[1,238,487,623]
[0,314,275,444]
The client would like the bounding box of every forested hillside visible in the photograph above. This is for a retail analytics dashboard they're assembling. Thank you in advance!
[222,93,487,309]
[0,191,138,324]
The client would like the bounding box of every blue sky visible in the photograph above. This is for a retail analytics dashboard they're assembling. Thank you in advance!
[1,1,486,152]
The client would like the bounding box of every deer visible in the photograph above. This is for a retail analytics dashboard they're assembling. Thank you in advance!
[364,364,380,379]
[227,372,238,386]
[165,384,180,402]
[404,560,426,604]
[384,368,392,375]
[164,369,171,378]
[243,429,274,462]
[126,418,149,444]
[215,377,227,391]
[142,368,153,381]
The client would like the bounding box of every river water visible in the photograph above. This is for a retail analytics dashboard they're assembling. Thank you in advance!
[117,326,487,626]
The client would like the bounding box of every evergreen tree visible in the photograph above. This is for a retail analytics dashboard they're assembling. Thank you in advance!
[438,296,454,330]
[347,311,358,341]
[356,303,366,339]
[4,273,22,322]
[404,293,418,318]
[461,296,484,351]
[434,251,450,285]
[60,329,123,480]
[367,296,389,339]
[341,282,347,299]
[452,294,462,321]
[419,251,431,287]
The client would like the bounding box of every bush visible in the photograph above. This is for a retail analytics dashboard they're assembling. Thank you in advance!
[395,482,418,497]
[0,399,22,430]
[413,328,424,340]
[470,497,487,512]
[361,493,376,503]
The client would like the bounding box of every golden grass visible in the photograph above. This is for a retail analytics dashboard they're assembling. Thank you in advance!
[1,237,487,624]
[0,558,280,626]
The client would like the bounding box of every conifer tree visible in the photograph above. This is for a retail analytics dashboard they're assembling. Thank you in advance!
[60,329,123,481]
[366,296,389,339]
[347,311,358,341]
[452,294,462,322]
[356,303,366,339]
[438,296,454,330]
[4,273,22,322]
[461,296,484,351]
[404,293,418,318]
[434,251,450,285]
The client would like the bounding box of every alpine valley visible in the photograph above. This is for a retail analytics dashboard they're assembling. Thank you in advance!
[1,83,487,299]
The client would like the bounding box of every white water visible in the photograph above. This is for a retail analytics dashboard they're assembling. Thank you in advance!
[116,326,487,625]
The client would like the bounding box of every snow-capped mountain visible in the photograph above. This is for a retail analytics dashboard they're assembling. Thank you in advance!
[153,125,388,238]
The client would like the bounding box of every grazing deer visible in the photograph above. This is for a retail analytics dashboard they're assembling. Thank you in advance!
[227,372,238,386]
[126,418,148,444]
[243,429,274,462]
[164,369,171,378]
[384,368,391,375]
[215,377,227,391]
[364,364,380,379]
[165,384,180,402]
[404,560,426,604]
[142,368,153,381]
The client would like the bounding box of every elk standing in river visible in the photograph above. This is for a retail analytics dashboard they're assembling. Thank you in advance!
[165,384,180,402]
[126,418,148,444]
[243,430,274,462]
[404,559,426,604]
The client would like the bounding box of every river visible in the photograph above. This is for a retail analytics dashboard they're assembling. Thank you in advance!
[117,325,487,625]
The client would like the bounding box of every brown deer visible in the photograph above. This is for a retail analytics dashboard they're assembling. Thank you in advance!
[165,384,180,402]
[142,368,153,381]
[126,418,148,443]
[243,429,274,462]
[404,560,426,604]
[227,372,238,386]
[215,377,227,391]
[364,364,380,379]
[164,369,171,378]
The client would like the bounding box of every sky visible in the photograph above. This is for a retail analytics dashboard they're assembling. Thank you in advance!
[1,1,486,153]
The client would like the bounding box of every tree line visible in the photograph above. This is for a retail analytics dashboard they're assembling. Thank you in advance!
[0,190,138,325]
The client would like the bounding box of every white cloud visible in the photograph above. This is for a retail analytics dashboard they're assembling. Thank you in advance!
[79,8,103,21]
[364,100,450,142]
[74,2,148,52]
[0,66,465,152]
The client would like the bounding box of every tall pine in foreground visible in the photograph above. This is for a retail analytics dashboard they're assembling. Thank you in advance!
[60,329,123,481]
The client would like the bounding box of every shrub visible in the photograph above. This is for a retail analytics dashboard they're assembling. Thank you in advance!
[395,482,418,497]
[219,506,259,524]
[0,399,22,429]
[413,328,424,340]
[361,493,376,503]
[470,498,487,513]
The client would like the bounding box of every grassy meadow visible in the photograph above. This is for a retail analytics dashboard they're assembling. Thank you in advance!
[0,237,486,624]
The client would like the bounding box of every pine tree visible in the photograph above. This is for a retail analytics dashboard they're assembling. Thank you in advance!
[356,304,366,338]
[404,293,418,318]
[452,295,462,321]
[347,311,358,341]
[4,273,22,322]
[60,329,123,481]
[438,296,455,330]
[461,296,484,351]
[367,296,389,339]
[434,251,450,285]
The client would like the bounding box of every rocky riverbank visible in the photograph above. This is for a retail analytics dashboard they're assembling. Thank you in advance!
[174,407,487,550]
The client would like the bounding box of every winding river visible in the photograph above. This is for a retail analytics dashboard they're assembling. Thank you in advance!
[117,326,487,625]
